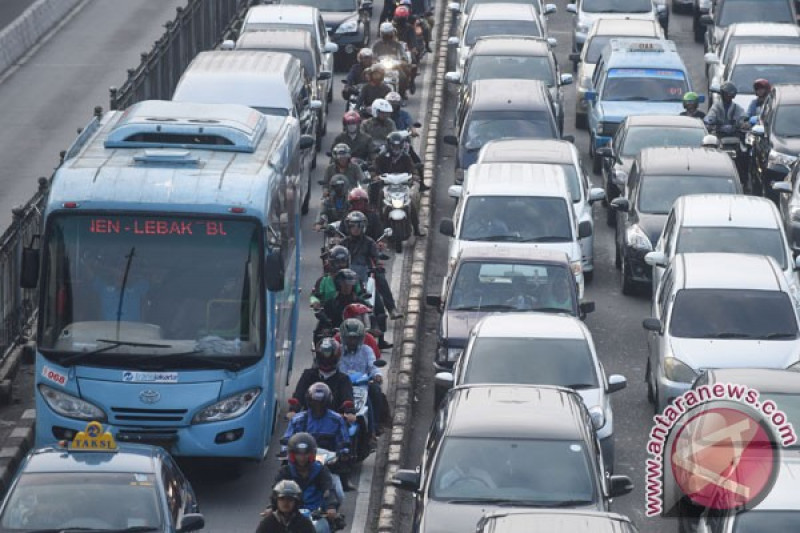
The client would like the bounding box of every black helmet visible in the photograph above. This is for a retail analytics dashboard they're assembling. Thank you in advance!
[720,82,738,98]
[316,337,341,371]
[345,210,368,233]
[330,174,349,194]
[329,245,350,271]
[287,432,317,463]
[340,318,366,346]
[271,479,304,507]
[387,131,405,156]
[306,382,333,409]
[334,268,359,290]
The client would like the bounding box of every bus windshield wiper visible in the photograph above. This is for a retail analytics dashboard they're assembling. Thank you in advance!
[135,350,251,371]
[760,332,797,340]
[60,339,174,366]
[707,332,753,339]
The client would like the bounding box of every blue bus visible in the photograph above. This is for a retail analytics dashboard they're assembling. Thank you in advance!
[22,101,313,460]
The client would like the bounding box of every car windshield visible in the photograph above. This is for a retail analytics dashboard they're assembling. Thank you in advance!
[448,261,576,314]
[638,176,739,214]
[718,0,795,26]
[730,63,800,92]
[431,437,596,503]
[602,69,687,101]
[466,55,556,87]
[460,196,573,242]
[669,289,799,339]
[773,104,800,138]
[283,0,357,11]
[620,126,707,156]
[465,20,542,46]
[464,0,542,14]
[583,0,653,13]
[723,36,800,65]
[758,393,800,447]
[464,337,599,388]
[38,214,264,365]
[0,472,163,530]
[676,227,787,269]
[732,510,800,532]
[464,110,557,150]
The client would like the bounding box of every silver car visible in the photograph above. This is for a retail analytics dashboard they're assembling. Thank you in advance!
[644,253,800,412]
[434,313,626,469]
[566,0,666,54]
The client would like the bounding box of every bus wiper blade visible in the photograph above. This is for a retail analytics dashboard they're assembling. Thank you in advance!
[136,351,249,371]
[761,332,797,340]
[60,339,174,366]
[708,332,752,339]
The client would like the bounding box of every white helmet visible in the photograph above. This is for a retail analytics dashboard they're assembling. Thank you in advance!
[371,98,392,116]
[701,134,719,148]
[357,48,373,61]
[380,22,395,36]
[385,91,403,105]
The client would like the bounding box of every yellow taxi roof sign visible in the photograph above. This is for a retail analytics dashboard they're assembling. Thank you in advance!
[70,421,118,452]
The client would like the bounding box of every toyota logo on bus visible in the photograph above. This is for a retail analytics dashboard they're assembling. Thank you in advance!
[139,389,161,404]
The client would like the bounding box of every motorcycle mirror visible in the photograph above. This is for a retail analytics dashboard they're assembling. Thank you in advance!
[413,122,422,128]
[374,359,388,368]
[384,227,393,237]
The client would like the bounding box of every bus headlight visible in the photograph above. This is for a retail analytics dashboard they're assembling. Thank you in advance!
[192,388,261,424]
[38,384,106,421]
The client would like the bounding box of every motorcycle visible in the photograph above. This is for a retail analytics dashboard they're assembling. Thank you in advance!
[377,55,404,93]
[709,122,751,192]
[379,173,414,252]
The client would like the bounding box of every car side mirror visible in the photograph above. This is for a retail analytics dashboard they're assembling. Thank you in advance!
[392,469,422,492]
[445,71,461,84]
[435,372,455,389]
[220,39,235,51]
[324,42,339,53]
[644,251,667,267]
[440,218,455,237]
[773,181,793,194]
[703,52,719,65]
[560,73,573,86]
[544,3,557,15]
[547,37,557,49]
[566,3,577,13]
[265,251,285,292]
[447,36,460,46]
[751,124,765,136]
[609,475,634,497]
[607,374,627,393]
[299,135,315,150]
[578,221,592,239]
[580,301,595,316]
[610,197,629,212]
[310,99,323,111]
[447,185,463,199]
[589,187,605,203]
[569,52,581,63]
[709,81,720,94]
[319,71,332,80]
[700,14,713,25]
[448,1,461,13]
[584,90,597,102]
[178,513,205,532]
[443,135,459,146]
[642,318,663,333]
[20,242,40,289]
[426,294,442,307]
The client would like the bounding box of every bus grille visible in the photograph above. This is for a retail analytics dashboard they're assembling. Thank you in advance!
[111,407,188,423]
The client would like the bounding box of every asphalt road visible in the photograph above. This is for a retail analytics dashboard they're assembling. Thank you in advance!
[0,0,38,31]
[396,4,708,533]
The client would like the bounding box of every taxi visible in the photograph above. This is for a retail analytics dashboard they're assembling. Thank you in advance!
[0,421,204,532]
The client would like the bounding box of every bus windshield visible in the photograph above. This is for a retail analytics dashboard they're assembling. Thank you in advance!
[38,214,264,366]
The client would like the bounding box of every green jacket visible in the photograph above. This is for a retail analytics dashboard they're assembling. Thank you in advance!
[310,275,364,307]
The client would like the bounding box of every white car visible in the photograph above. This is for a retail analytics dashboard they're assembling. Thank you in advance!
[434,313,626,469]
[644,253,800,412]
[567,0,667,54]
[476,139,605,279]
[449,0,555,42]
[646,194,800,305]
[441,162,588,296]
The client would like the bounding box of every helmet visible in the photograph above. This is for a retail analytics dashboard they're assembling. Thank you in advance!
[332,143,351,159]
[330,174,349,194]
[702,134,719,148]
[306,382,333,409]
[287,432,317,464]
[334,268,359,290]
[328,245,350,270]
[380,22,395,36]
[387,130,405,156]
[345,210,368,233]
[372,98,392,116]
[682,91,700,104]
[400,0,412,5]
[394,5,411,19]
[348,187,369,206]
[357,47,373,62]
[271,480,304,507]
[340,318,366,346]
[343,110,362,126]
[753,78,771,92]
[315,337,341,371]
[343,302,371,320]
[369,64,385,78]
[720,82,738,98]
[386,91,403,106]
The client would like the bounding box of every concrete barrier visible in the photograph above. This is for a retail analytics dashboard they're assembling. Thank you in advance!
[0,0,84,75]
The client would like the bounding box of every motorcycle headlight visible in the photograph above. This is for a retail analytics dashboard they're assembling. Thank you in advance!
[336,18,359,34]
[663,357,697,383]
[192,388,261,424]
[391,198,405,209]
[626,225,653,252]
[38,384,106,421]
[381,58,398,69]
[768,149,798,170]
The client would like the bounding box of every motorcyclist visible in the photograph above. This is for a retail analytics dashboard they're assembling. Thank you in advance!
[323,144,365,193]
[747,78,771,119]
[392,6,421,64]
[361,99,397,147]
[311,246,364,310]
[332,111,374,162]
[343,48,374,98]
[347,188,384,241]
[338,319,387,437]
[287,338,355,423]
[680,91,706,119]
[315,176,350,227]
[322,268,370,330]
[386,91,423,171]
[372,22,415,96]
[335,303,383,360]
[373,132,428,234]
[284,385,351,457]
[255,480,316,533]
[704,82,748,133]
[274,433,341,533]
[357,65,392,110]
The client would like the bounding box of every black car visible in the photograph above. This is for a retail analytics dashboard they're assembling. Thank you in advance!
[443,78,566,179]
[700,0,798,52]
[476,509,640,533]
[610,146,742,295]
[391,384,634,533]
[751,84,800,200]
[426,246,594,373]
[279,0,371,69]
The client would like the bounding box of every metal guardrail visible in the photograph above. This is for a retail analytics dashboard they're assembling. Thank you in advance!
[0,0,257,362]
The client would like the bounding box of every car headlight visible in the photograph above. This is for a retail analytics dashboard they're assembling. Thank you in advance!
[336,18,359,34]
[663,357,697,383]
[192,388,261,424]
[626,225,652,252]
[613,168,628,187]
[768,150,798,170]
[38,384,106,421]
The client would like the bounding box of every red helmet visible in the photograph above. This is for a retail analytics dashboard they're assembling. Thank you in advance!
[394,5,410,19]
[343,303,371,320]
[753,78,771,92]
[343,111,362,126]
[348,188,369,205]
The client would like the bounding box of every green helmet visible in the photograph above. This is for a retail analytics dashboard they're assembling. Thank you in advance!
[683,91,700,104]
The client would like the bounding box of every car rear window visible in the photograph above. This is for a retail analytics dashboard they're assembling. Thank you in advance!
[638,175,739,214]
[676,227,787,269]
[718,0,795,26]
[603,69,687,101]
[465,20,542,46]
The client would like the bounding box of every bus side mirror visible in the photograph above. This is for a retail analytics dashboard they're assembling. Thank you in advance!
[265,251,285,292]
[20,239,40,289]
